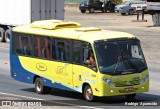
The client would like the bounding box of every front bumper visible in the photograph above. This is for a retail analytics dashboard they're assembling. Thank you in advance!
[114,8,120,12]
[119,9,128,14]
[79,6,89,11]
[98,79,149,97]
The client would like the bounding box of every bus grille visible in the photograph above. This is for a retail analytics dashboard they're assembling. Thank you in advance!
[114,80,140,87]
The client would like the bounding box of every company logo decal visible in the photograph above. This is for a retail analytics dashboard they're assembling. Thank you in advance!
[36,63,47,71]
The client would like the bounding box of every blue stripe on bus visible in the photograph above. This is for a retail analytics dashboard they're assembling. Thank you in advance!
[10,55,75,92]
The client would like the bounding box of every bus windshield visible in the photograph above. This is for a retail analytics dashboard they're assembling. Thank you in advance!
[94,39,147,75]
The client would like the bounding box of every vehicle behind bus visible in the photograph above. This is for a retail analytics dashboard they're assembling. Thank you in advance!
[10,20,149,101]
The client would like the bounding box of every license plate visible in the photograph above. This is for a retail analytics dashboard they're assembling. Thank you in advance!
[124,87,134,92]
[81,4,84,6]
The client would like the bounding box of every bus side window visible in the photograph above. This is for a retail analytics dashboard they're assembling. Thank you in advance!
[51,38,56,60]
[41,37,51,59]
[83,43,96,71]
[57,42,65,61]
[18,35,32,56]
[44,38,51,59]
[33,37,41,58]
[73,40,81,64]
[83,43,91,62]
[54,39,71,62]
[33,36,51,59]
[13,33,21,54]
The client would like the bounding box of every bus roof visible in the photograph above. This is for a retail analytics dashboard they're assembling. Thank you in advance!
[13,20,135,43]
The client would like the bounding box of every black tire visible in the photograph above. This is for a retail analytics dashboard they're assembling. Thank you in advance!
[89,8,95,13]
[148,10,156,15]
[125,94,136,100]
[128,9,134,15]
[0,28,5,42]
[35,78,51,94]
[81,10,86,13]
[104,9,107,13]
[102,8,104,13]
[109,7,114,12]
[5,29,10,43]
[84,85,94,101]
[121,13,126,15]
[104,6,107,13]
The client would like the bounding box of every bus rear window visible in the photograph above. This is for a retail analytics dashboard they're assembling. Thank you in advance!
[13,33,32,57]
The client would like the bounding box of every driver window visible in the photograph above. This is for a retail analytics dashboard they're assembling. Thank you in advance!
[83,43,97,71]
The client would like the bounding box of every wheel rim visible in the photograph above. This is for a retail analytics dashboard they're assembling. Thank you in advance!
[129,10,133,15]
[90,8,94,13]
[36,80,41,92]
[85,88,93,100]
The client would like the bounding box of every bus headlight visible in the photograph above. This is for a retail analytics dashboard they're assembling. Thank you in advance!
[102,78,115,87]
[140,74,149,84]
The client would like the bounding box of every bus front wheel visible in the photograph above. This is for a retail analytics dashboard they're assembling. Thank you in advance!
[35,78,51,94]
[84,85,94,101]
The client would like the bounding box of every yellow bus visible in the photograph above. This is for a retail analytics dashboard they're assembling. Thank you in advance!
[10,20,149,101]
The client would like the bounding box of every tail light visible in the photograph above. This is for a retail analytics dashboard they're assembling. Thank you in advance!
[13,72,16,77]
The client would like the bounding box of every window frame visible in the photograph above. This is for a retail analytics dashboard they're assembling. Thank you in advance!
[32,35,51,60]
[13,32,33,57]
[51,38,72,63]
[71,40,83,65]
[81,41,98,72]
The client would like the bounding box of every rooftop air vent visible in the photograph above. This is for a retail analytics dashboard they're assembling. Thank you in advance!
[31,20,81,29]
[75,27,101,32]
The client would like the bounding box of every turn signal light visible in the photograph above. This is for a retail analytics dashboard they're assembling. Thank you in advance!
[110,90,114,93]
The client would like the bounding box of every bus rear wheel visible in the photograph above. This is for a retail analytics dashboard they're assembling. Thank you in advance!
[84,85,94,101]
[35,78,51,94]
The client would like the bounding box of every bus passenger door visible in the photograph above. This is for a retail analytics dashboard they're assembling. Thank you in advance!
[72,41,83,92]
[72,65,83,92]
